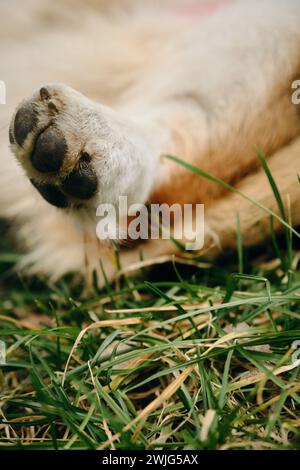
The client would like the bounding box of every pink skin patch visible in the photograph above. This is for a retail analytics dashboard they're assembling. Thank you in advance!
[174,0,237,19]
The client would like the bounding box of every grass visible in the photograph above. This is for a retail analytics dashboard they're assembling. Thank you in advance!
[0,155,300,450]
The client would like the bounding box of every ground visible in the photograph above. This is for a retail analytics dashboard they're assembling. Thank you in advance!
[0,163,300,450]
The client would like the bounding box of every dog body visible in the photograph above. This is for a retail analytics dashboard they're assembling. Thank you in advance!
[0,0,300,281]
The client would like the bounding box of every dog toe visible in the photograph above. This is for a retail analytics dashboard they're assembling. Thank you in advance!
[30,179,69,208]
[13,103,38,147]
[62,159,98,200]
[31,127,67,173]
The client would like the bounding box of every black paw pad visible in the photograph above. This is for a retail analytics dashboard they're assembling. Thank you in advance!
[30,179,69,208]
[14,103,38,147]
[31,127,67,173]
[62,160,98,200]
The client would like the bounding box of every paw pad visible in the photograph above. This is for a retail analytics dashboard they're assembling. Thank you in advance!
[31,127,67,173]
[30,179,69,208]
[14,103,38,147]
[62,159,98,200]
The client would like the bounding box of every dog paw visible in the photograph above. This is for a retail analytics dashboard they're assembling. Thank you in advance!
[9,84,100,209]
[9,82,161,222]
